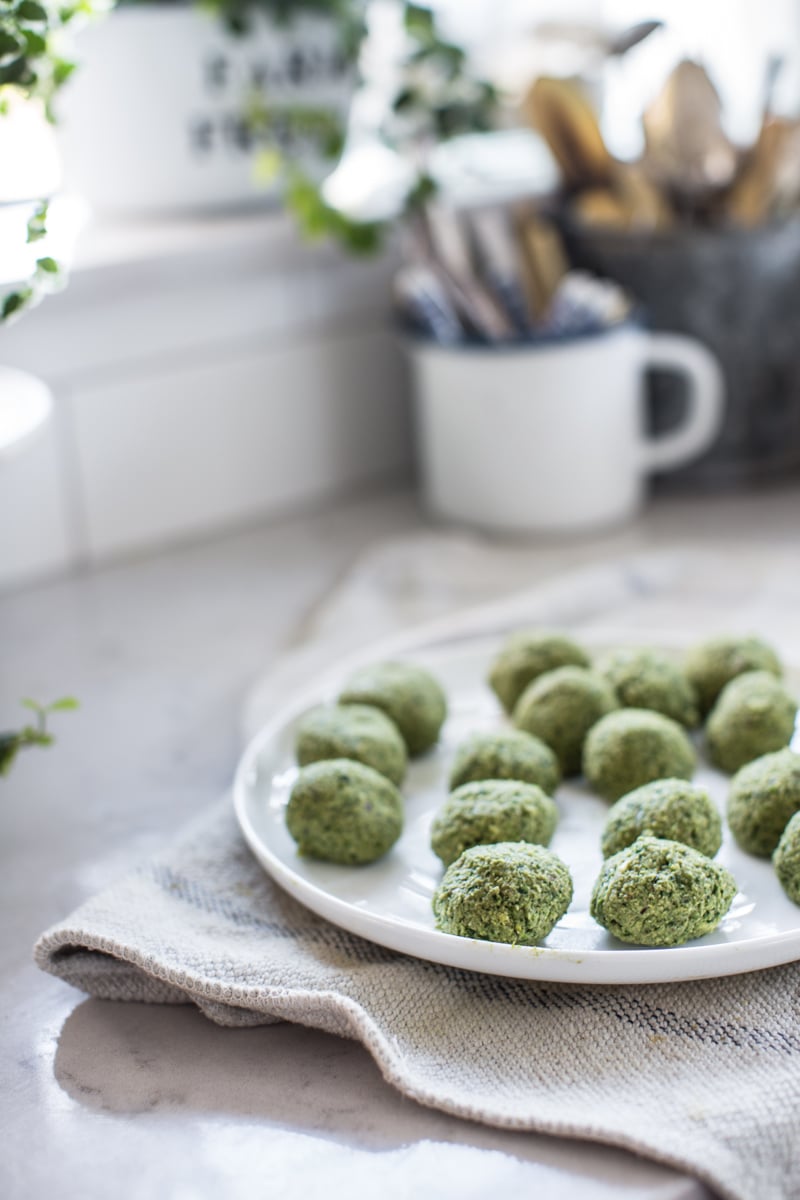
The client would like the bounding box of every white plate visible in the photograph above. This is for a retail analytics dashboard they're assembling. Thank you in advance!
[234,627,800,985]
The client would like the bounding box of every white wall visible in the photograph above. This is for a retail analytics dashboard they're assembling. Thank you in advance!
[603,0,800,156]
[0,214,412,590]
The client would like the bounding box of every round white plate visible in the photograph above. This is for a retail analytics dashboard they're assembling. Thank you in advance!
[234,628,800,984]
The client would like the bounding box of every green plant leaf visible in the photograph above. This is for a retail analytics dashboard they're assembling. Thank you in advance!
[254,146,283,184]
[48,696,79,711]
[36,256,59,274]
[406,170,437,210]
[15,0,48,21]
[21,27,46,55]
[404,3,435,41]
[284,167,384,255]
[51,56,75,86]
[0,52,28,84]
[393,87,415,112]
[19,723,52,743]
[26,203,48,242]
[0,734,21,777]
[1,289,31,319]
[0,26,24,57]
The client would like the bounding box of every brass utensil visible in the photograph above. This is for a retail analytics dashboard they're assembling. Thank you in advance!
[642,60,739,201]
[728,117,800,226]
[515,211,570,318]
[521,76,614,188]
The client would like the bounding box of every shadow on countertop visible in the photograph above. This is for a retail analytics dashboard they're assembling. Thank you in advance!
[52,998,709,1196]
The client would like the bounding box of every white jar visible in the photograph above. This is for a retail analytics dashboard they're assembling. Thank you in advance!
[56,8,353,215]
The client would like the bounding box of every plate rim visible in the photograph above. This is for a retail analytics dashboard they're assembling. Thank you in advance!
[233,622,800,985]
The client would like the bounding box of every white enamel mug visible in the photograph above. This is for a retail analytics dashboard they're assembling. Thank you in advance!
[411,324,725,534]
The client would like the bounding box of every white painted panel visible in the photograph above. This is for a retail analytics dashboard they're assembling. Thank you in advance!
[313,254,395,324]
[0,260,315,382]
[71,328,410,560]
[0,416,72,588]
[0,246,396,383]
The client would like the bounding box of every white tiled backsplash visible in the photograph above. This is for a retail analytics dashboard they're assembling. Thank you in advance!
[0,216,412,589]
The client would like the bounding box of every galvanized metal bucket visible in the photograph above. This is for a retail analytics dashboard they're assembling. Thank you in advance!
[560,217,800,489]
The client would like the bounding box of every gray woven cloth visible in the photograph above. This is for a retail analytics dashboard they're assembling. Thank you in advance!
[35,548,800,1200]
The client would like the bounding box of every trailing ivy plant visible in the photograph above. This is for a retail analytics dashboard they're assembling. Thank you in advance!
[246,1,501,252]
[207,0,378,251]
[1,200,61,320]
[164,0,498,253]
[0,0,102,323]
[392,3,498,145]
[201,0,364,56]
[246,89,384,253]
[1,0,500,302]
[0,0,89,115]
[0,696,78,776]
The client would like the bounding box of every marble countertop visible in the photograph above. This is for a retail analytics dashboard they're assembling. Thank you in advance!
[5,482,800,1200]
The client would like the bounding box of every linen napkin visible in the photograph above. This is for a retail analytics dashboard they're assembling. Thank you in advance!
[35,547,800,1200]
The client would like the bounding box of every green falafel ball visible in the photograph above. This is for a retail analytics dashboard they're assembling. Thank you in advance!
[430,780,558,867]
[583,708,696,802]
[727,748,800,857]
[774,811,800,905]
[596,647,699,728]
[601,778,722,859]
[449,729,560,795]
[513,666,618,776]
[684,635,782,717]
[488,630,589,714]
[706,670,796,774]
[295,703,407,785]
[433,842,573,944]
[340,661,447,756]
[590,836,737,946]
[286,759,403,865]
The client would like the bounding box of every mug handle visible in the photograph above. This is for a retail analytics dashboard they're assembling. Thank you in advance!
[638,332,725,472]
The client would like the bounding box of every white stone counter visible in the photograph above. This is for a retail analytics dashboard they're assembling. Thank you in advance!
[5,483,800,1200]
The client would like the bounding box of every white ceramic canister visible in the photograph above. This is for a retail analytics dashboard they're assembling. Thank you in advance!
[56,8,353,215]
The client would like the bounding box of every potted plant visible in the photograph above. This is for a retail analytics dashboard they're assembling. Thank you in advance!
[0,697,78,776]
[0,0,93,322]
[54,0,364,214]
[264,1,505,251]
[1,0,99,454]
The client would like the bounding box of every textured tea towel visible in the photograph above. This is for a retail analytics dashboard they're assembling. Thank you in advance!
[35,549,800,1200]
